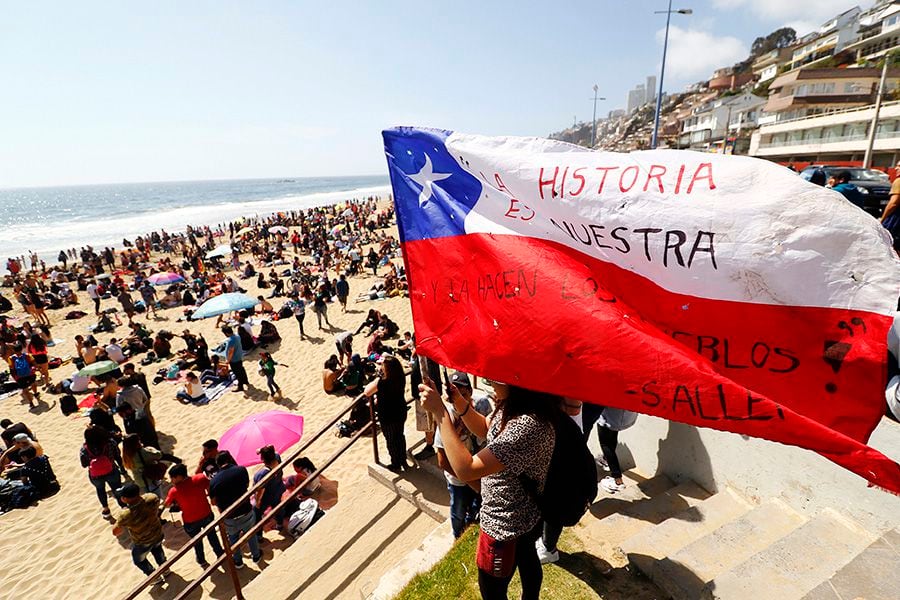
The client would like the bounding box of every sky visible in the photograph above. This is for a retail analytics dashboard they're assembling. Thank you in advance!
[0,0,877,188]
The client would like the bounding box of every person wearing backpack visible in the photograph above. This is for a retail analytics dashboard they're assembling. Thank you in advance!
[419,380,556,600]
[80,425,125,517]
[536,398,595,565]
[7,343,37,408]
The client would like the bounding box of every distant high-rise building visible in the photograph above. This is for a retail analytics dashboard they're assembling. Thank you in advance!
[646,75,657,103]
[626,84,646,114]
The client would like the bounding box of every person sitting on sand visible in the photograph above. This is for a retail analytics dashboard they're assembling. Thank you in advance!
[284,456,338,510]
[4,444,59,500]
[257,320,281,348]
[81,338,99,365]
[322,355,344,394]
[256,296,274,314]
[105,338,127,364]
[175,372,208,404]
[152,332,171,359]
[354,309,382,335]
[200,355,230,386]
[338,354,365,395]
[159,285,182,308]
[0,433,44,469]
[0,419,36,450]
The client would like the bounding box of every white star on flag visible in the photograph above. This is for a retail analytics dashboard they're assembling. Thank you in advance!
[408,153,451,207]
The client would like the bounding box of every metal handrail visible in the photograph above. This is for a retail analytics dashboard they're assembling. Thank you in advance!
[172,419,376,600]
[121,393,371,600]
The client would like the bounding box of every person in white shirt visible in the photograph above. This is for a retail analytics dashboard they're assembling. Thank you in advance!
[105,339,127,364]
[175,372,208,404]
[86,281,101,315]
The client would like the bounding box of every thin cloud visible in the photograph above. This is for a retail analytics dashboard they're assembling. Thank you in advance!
[711,0,874,23]
[657,25,748,82]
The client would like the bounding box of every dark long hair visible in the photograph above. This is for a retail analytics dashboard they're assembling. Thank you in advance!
[84,425,110,454]
[496,385,561,432]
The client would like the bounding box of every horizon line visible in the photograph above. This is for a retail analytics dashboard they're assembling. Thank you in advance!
[0,172,389,192]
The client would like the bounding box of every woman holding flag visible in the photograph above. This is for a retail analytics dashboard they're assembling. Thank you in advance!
[419,378,556,600]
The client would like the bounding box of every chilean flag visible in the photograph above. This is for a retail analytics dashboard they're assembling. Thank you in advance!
[383,126,900,494]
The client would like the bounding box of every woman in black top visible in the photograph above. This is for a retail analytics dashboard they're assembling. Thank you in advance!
[363,355,408,472]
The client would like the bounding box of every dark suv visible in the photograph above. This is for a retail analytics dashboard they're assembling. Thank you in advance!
[799,166,891,218]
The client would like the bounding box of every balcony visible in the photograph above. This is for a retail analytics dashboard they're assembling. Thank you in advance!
[757,131,900,148]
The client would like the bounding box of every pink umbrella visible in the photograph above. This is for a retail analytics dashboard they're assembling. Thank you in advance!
[147,272,185,286]
[219,410,304,466]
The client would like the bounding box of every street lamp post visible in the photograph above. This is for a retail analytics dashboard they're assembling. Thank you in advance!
[863,57,890,168]
[591,85,606,148]
[651,1,692,149]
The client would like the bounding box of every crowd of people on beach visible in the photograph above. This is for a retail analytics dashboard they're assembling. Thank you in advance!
[0,196,410,584]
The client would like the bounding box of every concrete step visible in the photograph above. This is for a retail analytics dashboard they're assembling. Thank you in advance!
[367,519,455,600]
[368,462,449,523]
[801,527,900,600]
[655,498,807,600]
[576,473,709,568]
[242,482,439,600]
[702,508,878,600]
[618,486,754,575]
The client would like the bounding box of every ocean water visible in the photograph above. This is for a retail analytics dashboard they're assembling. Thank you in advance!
[0,175,390,262]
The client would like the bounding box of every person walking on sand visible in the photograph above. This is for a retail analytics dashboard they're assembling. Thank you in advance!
[312,283,332,330]
[336,274,350,313]
[164,463,224,568]
[140,281,158,319]
[258,352,282,399]
[222,326,249,392]
[118,287,136,324]
[7,343,37,408]
[81,425,125,517]
[27,333,50,390]
[209,451,262,568]
[113,482,168,583]
[287,292,307,339]
[86,279,101,315]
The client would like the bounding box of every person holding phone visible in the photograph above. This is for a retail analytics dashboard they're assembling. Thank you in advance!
[419,378,557,600]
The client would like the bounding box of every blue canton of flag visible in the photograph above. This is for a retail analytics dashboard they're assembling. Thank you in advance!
[383,127,483,243]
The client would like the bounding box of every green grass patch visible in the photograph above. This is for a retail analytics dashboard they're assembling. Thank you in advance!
[394,526,643,600]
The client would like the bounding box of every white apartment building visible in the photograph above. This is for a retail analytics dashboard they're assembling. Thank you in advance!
[749,100,900,168]
[679,93,765,149]
[790,7,862,70]
[844,1,900,63]
[752,48,793,83]
[758,67,900,126]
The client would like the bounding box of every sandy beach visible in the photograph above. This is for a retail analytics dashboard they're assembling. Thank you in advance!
[0,202,419,599]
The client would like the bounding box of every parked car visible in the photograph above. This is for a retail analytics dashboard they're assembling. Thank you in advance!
[799,165,891,218]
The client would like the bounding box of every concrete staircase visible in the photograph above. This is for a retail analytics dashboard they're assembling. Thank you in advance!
[582,472,899,600]
[366,441,900,600]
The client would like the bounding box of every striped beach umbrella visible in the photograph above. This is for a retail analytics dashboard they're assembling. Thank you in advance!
[147,272,185,286]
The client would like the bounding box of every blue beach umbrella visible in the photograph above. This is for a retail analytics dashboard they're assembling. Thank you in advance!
[191,292,258,319]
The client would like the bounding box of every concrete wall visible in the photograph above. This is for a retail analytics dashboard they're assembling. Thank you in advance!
[600,415,900,534]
